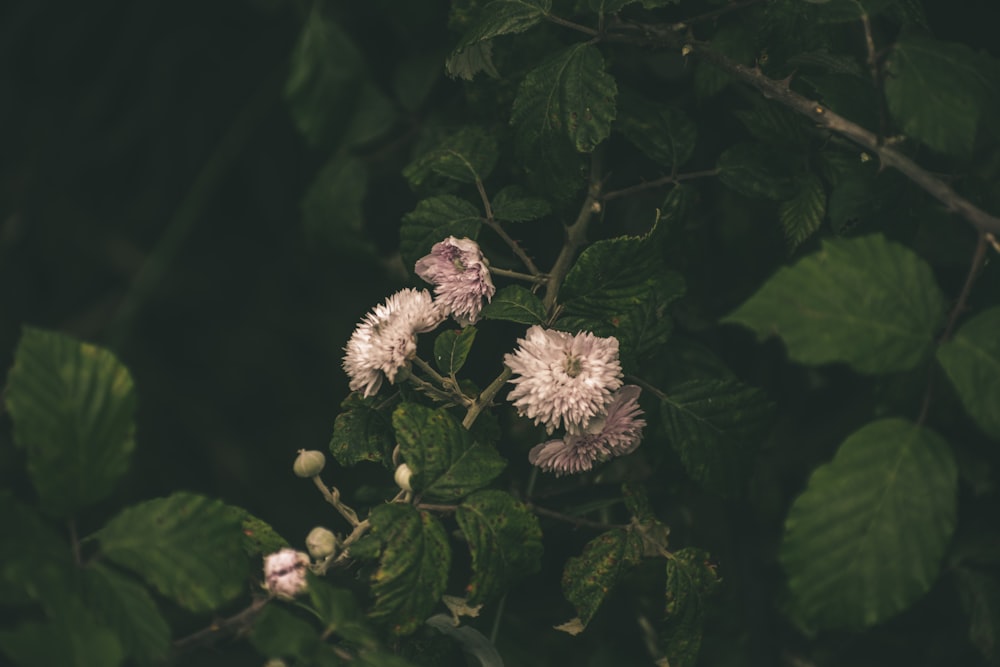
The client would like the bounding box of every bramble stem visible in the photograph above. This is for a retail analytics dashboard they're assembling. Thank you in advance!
[311,475,360,527]
[477,177,543,276]
[602,168,719,202]
[489,266,548,283]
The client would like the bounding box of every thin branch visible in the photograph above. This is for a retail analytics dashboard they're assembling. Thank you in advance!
[602,169,719,202]
[462,366,512,429]
[172,596,269,654]
[311,476,361,527]
[489,266,548,283]
[626,374,668,402]
[527,503,627,531]
[416,503,458,513]
[411,356,472,406]
[477,178,543,276]
[604,23,1000,236]
[545,14,599,36]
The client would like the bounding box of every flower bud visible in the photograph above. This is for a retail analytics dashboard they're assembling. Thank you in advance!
[305,526,337,559]
[263,548,310,599]
[394,463,414,492]
[293,449,325,478]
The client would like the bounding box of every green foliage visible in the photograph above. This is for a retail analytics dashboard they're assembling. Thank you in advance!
[251,604,329,663]
[780,419,958,630]
[455,490,544,604]
[400,196,482,270]
[434,326,478,375]
[480,285,547,324]
[779,172,827,249]
[0,597,125,667]
[96,492,248,613]
[562,527,644,627]
[330,393,396,467]
[309,577,380,648]
[716,142,797,200]
[301,151,371,255]
[937,306,1000,439]
[618,92,697,169]
[229,507,291,558]
[6,327,136,517]
[724,234,946,374]
[451,0,551,53]
[403,126,499,187]
[660,548,721,667]
[660,379,775,495]
[80,564,170,666]
[392,403,506,501]
[368,504,451,635]
[491,185,551,222]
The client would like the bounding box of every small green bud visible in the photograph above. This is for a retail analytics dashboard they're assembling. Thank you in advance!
[294,449,326,478]
[306,526,337,559]
[394,463,414,492]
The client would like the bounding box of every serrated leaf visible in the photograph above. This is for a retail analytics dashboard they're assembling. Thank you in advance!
[456,490,543,604]
[780,419,957,630]
[446,41,501,81]
[81,564,170,666]
[937,306,1000,439]
[562,528,644,627]
[308,577,378,648]
[400,196,482,270]
[660,379,774,495]
[227,507,291,558]
[723,234,946,374]
[434,327,478,375]
[480,285,547,324]
[732,96,812,148]
[787,49,865,77]
[250,604,320,660]
[368,504,450,635]
[511,43,617,154]
[716,142,797,200]
[0,494,71,607]
[453,0,550,51]
[329,393,396,467]
[618,93,697,168]
[779,172,826,249]
[491,185,551,222]
[6,327,136,517]
[393,403,505,501]
[301,151,371,255]
[96,492,247,613]
[404,126,499,187]
[660,548,721,667]
[884,33,999,157]
[0,597,124,667]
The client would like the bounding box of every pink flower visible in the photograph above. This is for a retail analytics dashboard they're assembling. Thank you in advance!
[504,326,623,434]
[529,385,646,476]
[264,548,310,599]
[414,237,495,325]
[343,289,445,397]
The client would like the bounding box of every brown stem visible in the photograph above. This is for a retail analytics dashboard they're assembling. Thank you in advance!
[604,23,1000,237]
[462,366,512,429]
[172,596,269,654]
[489,266,548,283]
[602,169,719,202]
[476,177,543,276]
[545,14,598,36]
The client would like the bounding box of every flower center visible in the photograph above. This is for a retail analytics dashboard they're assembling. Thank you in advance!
[563,354,583,378]
[451,257,466,271]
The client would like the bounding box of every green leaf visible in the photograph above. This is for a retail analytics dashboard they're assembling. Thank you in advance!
[723,234,946,374]
[491,185,551,222]
[400,196,482,270]
[808,0,897,23]
[660,548,721,667]
[426,614,504,667]
[618,92,697,168]
[937,306,1000,439]
[884,33,998,157]
[445,41,500,81]
[780,418,958,630]
[81,564,170,666]
[96,492,248,613]
[455,490,543,604]
[453,0,551,51]
[226,507,291,558]
[368,504,451,635]
[393,403,506,501]
[716,142,797,200]
[301,151,371,255]
[6,327,136,517]
[0,597,124,667]
[510,43,618,154]
[403,126,499,187]
[779,172,826,249]
[0,493,72,606]
[480,285,547,325]
[330,393,397,467]
[434,327,478,375]
[825,166,907,234]
[732,96,812,148]
[308,577,379,648]
[562,528,644,627]
[954,567,1000,663]
[660,379,774,495]
[250,604,320,660]
[694,24,756,98]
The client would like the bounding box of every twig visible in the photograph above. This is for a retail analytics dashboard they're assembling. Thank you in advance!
[411,356,473,406]
[172,596,269,654]
[478,178,543,276]
[673,0,766,27]
[604,23,1000,237]
[311,476,360,527]
[489,266,548,283]
[626,374,668,402]
[527,503,627,531]
[462,366,512,429]
[545,14,599,36]
[602,169,719,202]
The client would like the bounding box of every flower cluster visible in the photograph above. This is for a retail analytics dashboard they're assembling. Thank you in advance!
[414,236,495,325]
[342,288,444,397]
[505,326,645,476]
[263,548,310,599]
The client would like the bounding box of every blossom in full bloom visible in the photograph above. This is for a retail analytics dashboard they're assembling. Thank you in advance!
[264,548,310,599]
[414,236,495,325]
[504,326,623,434]
[343,288,444,397]
[528,385,646,476]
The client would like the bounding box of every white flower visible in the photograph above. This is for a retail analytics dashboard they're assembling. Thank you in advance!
[528,385,646,476]
[414,237,496,325]
[343,288,444,397]
[504,326,623,434]
[264,548,310,599]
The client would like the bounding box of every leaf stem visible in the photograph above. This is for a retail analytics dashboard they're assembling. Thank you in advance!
[478,178,543,276]
[545,14,599,37]
[462,366,513,429]
[527,503,628,531]
[172,596,269,654]
[602,169,720,202]
[489,266,548,283]
[311,475,361,527]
